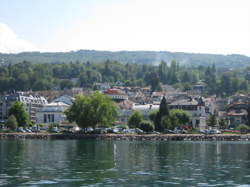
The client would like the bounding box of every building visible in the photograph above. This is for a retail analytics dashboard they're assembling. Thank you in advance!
[0,92,47,123]
[116,101,159,124]
[52,95,74,105]
[226,102,248,128]
[169,97,212,129]
[36,102,69,124]
[103,88,128,102]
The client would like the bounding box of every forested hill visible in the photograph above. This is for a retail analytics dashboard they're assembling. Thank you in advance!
[1,50,250,68]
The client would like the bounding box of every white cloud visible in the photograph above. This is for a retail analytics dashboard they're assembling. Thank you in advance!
[0,23,37,53]
[43,0,250,56]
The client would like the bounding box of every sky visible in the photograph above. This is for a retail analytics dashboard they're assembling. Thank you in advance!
[0,0,250,56]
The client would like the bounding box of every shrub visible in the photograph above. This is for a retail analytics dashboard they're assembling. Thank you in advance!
[128,111,143,128]
[139,120,155,132]
[236,124,249,133]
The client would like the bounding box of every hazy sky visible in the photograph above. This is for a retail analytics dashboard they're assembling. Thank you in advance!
[0,0,250,55]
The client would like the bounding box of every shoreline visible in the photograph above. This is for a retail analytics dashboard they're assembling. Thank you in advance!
[0,133,250,141]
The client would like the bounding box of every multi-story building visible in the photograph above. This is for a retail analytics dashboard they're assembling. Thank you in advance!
[0,92,47,123]
[36,102,69,124]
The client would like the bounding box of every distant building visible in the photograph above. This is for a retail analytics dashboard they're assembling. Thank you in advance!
[116,100,158,124]
[52,95,74,105]
[103,88,128,102]
[192,81,206,95]
[93,83,111,91]
[0,92,47,123]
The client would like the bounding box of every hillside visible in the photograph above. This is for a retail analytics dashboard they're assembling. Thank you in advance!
[1,50,250,68]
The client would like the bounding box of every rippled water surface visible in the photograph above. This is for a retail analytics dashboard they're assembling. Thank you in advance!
[1,140,250,186]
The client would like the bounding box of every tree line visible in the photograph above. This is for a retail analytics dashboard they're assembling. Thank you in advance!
[0,60,250,96]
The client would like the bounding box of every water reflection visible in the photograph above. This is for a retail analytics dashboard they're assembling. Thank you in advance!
[1,140,250,186]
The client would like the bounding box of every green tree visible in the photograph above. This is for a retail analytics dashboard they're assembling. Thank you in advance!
[236,124,249,134]
[60,79,74,90]
[207,114,217,127]
[8,101,29,127]
[246,103,250,127]
[5,115,18,130]
[170,109,191,125]
[128,111,143,128]
[161,113,179,130]
[158,61,168,84]
[154,97,169,132]
[218,118,227,129]
[149,110,158,122]
[219,72,233,96]
[181,72,191,83]
[139,120,154,132]
[65,92,117,129]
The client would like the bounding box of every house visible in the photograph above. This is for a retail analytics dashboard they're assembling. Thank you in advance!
[36,102,69,124]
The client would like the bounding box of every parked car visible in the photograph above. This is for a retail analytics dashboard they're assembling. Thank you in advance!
[208,129,221,134]
[24,128,32,133]
[111,128,124,134]
[31,126,40,132]
[164,129,175,134]
[135,128,144,134]
[199,129,208,134]
[17,127,26,133]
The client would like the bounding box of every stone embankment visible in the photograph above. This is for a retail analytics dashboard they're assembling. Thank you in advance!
[0,133,250,141]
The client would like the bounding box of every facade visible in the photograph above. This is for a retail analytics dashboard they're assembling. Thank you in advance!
[103,88,128,102]
[36,102,69,124]
[169,97,212,129]
[0,92,47,123]
[226,102,248,128]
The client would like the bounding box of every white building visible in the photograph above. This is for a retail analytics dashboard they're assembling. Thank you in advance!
[36,102,69,124]
[52,95,74,105]
[0,92,47,123]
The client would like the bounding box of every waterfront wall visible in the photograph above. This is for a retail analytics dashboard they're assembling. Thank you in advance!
[1,133,250,141]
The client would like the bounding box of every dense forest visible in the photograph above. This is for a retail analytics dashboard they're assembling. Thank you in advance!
[0,60,250,97]
[1,50,250,68]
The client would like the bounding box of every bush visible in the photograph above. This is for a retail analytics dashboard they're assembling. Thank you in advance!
[128,111,143,128]
[5,115,18,130]
[139,120,155,132]
[236,124,249,133]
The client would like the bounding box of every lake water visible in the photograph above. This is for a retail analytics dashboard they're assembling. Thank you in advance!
[1,140,250,186]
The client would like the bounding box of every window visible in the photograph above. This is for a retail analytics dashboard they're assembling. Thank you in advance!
[44,114,47,123]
